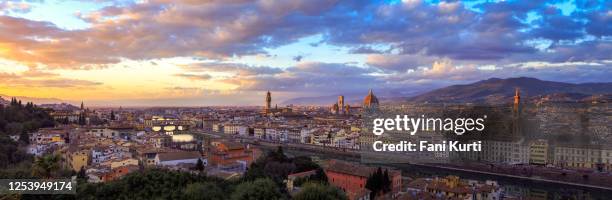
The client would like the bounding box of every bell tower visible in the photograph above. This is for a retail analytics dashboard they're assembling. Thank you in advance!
[265,91,272,111]
[513,88,520,113]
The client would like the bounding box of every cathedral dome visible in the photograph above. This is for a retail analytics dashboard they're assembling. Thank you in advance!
[363,89,379,107]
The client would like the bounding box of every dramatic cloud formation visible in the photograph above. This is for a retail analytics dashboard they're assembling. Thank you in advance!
[2,0,605,67]
[0,71,101,88]
[0,0,609,105]
[184,62,381,93]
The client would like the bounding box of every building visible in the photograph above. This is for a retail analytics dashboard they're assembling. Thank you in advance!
[254,126,266,139]
[529,139,549,165]
[155,151,202,166]
[67,149,90,171]
[110,158,139,169]
[407,176,501,200]
[208,141,254,172]
[479,139,529,164]
[223,124,245,135]
[136,148,166,166]
[31,128,68,145]
[325,160,401,200]
[86,128,119,138]
[286,128,301,143]
[101,165,139,182]
[338,95,345,112]
[554,145,612,171]
[331,95,351,115]
[147,134,171,148]
[363,89,379,111]
[265,90,272,111]
[261,91,290,115]
[50,110,80,123]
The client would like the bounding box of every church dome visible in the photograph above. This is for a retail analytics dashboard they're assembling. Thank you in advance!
[363,89,379,107]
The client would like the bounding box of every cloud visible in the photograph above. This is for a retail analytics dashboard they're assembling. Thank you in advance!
[348,46,387,54]
[366,53,436,72]
[0,71,102,88]
[19,68,60,78]
[206,62,382,94]
[292,55,304,62]
[0,0,609,102]
[182,62,283,76]
[583,9,612,37]
[0,0,609,69]
[532,8,585,41]
[0,1,32,14]
[385,59,612,87]
[0,0,348,68]
[174,73,212,81]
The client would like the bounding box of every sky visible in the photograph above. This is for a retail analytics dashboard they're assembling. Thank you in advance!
[0,0,610,106]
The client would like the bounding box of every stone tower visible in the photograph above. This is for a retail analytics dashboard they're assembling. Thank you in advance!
[338,95,344,114]
[513,88,520,113]
[512,87,521,136]
[265,91,272,111]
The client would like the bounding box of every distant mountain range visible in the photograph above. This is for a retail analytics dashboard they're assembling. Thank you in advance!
[407,77,612,104]
[0,94,72,105]
[282,94,364,106]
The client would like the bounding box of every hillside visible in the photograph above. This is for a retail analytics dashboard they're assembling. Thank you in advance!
[408,77,612,103]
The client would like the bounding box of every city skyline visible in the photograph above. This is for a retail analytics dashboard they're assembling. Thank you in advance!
[0,0,610,106]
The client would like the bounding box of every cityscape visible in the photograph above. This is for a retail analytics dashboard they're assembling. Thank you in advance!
[0,0,611,200]
[1,83,611,199]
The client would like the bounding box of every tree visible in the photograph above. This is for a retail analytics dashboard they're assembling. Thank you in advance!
[365,167,391,199]
[0,135,32,168]
[78,113,86,125]
[32,154,61,178]
[183,182,224,200]
[0,100,55,175]
[76,169,230,199]
[110,110,116,120]
[231,178,282,200]
[269,146,288,162]
[293,182,347,200]
[195,158,205,171]
[18,131,29,144]
[77,166,87,180]
[382,169,391,193]
[313,168,328,183]
[293,156,319,172]
[263,161,295,184]
[243,161,266,181]
[5,122,23,135]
